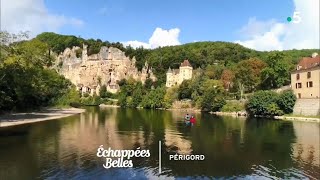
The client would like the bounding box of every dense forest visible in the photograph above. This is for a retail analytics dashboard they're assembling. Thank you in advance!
[0,31,318,113]
[34,32,317,84]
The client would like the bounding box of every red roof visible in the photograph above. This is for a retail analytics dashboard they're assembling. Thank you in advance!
[180,60,192,67]
[297,55,320,70]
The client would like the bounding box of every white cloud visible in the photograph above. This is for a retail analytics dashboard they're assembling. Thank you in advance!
[235,0,319,51]
[123,27,181,49]
[123,40,151,49]
[1,0,84,37]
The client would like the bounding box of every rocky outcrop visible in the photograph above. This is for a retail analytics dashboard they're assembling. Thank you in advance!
[55,44,156,95]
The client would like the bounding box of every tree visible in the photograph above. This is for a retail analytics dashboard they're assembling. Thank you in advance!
[246,91,284,116]
[221,69,235,90]
[99,85,108,98]
[141,87,165,109]
[131,82,143,107]
[178,80,192,99]
[0,31,79,111]
[163,86,179,108]
[117,92,127,107]
[204,64,224,80]
[235,58,266,92]
[144,78,153,89]
[261,52,291,89]
[199,79,226,112]
[277,90,296,114]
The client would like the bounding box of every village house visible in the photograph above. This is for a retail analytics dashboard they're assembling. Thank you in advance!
[166,60,193,87]
[291,53,320,116]
[291,53,320,99]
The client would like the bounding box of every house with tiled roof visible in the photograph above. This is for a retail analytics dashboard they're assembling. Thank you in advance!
[291,53,320,99]
[166,60,193,87]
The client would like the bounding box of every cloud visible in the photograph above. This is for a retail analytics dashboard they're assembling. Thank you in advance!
[1,0,84,37]
[123,27,181,49]
[123,40,151,49]
[235,0,319,51]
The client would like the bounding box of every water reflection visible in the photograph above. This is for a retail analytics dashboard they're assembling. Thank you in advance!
[0,107,319,179]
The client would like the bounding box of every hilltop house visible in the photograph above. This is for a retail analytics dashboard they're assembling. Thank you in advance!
[166,60,193,87]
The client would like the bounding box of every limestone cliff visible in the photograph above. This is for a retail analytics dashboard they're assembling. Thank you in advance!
[55,44,156,95]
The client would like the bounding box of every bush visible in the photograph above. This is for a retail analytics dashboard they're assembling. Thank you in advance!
[266,103,284,116]
[181,103,191,109]
[246,91,279,116]
[277,90,296,114]
[69,102,82,108]
[201,89,226,112]
[246,90,295,116]
[117,92,127,107]
[221,101,245,112]
[54,86,81,107]
[80,94,102,106]
[163,86,178,108]
[140,87,165,109]
[83,92,90,98]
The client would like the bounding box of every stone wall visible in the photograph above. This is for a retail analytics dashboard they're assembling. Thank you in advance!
[293,98,320,116]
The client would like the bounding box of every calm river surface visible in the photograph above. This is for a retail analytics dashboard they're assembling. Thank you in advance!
[0,107,319,179]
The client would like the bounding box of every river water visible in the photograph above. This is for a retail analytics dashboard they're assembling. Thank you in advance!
[0,107,319,179]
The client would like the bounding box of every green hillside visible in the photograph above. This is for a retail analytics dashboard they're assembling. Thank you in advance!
[33,32,318,84]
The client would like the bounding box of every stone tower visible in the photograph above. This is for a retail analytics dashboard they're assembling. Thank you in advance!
[178,60,193,84]
[82,44,88,63]
[166,67,173,87]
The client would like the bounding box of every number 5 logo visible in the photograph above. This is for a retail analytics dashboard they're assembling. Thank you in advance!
[293,11,301,23]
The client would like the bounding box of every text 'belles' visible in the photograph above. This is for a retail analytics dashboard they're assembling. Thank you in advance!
[96,145,150,169]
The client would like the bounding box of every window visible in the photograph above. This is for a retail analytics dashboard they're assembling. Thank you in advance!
[309,81,313,87]
[307,72,311,78]
[297,83,302,88]
[296,74,300,80]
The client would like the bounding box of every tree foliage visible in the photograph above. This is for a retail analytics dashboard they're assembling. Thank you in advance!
[178,80,192,100]
[261,52,291,89]
[277,90,297,114]
[246,90,296,116]
[0,32,80,111]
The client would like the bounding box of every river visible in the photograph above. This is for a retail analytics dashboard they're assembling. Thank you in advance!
[0,107,319,179]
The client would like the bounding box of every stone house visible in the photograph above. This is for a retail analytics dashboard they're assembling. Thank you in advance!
[291,53,320,99]
[290,53,320,116]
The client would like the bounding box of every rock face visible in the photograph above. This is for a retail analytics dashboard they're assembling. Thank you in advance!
[56,44,156,95]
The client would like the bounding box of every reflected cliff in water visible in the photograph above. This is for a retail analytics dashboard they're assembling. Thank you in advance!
[0,107,319,179]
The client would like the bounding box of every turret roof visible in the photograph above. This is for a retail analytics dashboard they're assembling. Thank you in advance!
[180,60,192,67]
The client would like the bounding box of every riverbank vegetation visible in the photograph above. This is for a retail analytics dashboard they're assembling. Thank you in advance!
[0,31,81,112]
[246,90,296,116]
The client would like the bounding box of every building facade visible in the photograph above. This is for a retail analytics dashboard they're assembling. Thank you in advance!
[291,53,320,99]
[166,60,193,87]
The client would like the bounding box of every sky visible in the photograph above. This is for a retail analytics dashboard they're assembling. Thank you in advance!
[1,0,319,51]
